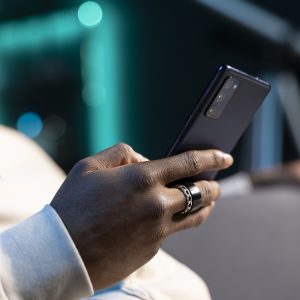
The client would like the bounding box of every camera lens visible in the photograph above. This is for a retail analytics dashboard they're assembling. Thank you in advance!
[207,106,219,119]
[216,93,224,103]
[224,78,234,89]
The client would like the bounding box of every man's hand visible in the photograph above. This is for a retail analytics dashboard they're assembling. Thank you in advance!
[51,143,233,290]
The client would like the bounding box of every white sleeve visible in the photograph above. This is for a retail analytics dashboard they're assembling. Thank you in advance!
[0,205,94,300]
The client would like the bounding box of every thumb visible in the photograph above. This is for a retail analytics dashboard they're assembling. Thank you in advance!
[90,143,148,170]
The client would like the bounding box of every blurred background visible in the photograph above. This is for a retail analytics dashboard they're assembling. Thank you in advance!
[2,1,300,299]
[2,0,300,174]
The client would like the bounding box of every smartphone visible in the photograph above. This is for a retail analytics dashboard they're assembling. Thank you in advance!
[167,64,271,181]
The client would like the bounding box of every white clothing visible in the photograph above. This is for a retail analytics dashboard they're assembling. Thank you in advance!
[0,205,93,299]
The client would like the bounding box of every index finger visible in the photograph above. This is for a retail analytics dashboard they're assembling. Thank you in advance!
[89,143,148,170]
[149,150,233,184]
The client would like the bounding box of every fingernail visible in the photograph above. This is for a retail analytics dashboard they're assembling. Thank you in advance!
[223,153,234,167]
[211,201,216,208]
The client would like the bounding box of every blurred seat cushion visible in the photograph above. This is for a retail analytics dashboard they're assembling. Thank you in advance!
[0,125,65,232]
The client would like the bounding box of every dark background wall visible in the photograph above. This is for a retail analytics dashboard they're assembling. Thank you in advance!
[0,0,300,174]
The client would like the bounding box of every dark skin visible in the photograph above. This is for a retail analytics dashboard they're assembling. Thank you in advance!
[51,143,233,290]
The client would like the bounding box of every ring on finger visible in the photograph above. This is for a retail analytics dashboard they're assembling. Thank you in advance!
[174,182,202,214]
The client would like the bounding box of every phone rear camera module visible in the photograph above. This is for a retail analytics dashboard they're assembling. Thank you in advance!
[224,78,234,89]
[206,77,239,119]
[224,77,238,90]
[216,93,224,103]
[208,107,216,114]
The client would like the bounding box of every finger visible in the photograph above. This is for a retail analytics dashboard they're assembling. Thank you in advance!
[195,180,221,207]
[166,180,220,215]
[147,150,233,185]
[90,143,148,170]
[170,202,215,233]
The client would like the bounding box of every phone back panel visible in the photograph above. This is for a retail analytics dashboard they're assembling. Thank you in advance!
[167,65,270,181]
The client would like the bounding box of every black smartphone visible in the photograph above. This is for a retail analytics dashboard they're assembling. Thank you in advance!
[167,64,271,181]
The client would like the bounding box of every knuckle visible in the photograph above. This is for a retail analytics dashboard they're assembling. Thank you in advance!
[185,151,200,172]
[200,180,213,200]
[149,194,167,220]
[115,143,133,155]
[211,150,226,168]
[141,171,156,188]
[212,181,221,198]
[130,165,156,189]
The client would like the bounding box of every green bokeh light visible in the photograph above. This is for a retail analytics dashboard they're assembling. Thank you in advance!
[78,1,103,28]
[0,3,121,153]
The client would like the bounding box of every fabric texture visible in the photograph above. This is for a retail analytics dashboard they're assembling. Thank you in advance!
[87,250,211,300]
[0,205,94,300]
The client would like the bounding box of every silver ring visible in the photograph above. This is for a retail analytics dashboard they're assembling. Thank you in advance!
[174,182,202,214]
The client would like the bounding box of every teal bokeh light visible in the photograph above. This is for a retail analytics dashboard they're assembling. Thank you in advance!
[78,1,103,28]
[16,112,43,138]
